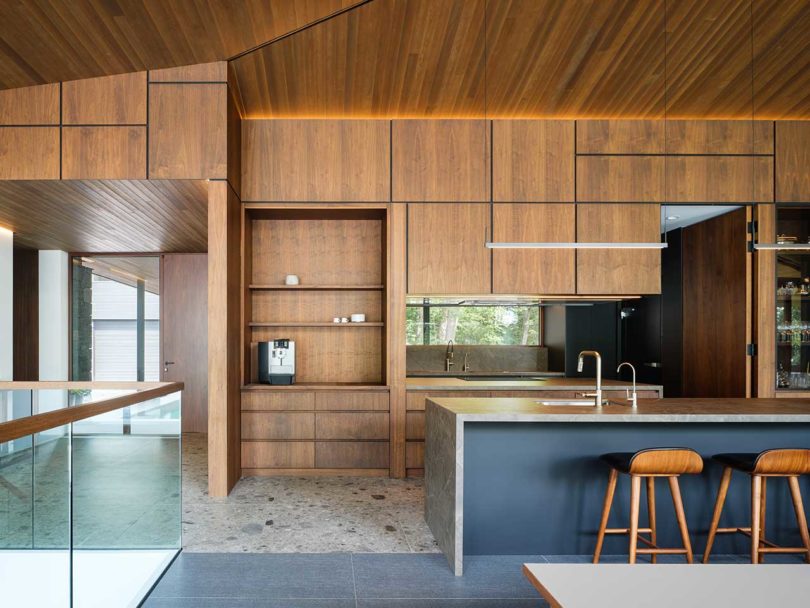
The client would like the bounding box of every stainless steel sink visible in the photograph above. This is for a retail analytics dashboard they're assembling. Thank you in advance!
[461,376,549,381]
[536,399,599,407]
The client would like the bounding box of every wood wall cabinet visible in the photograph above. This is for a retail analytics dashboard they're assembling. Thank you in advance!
[776,121,810,202]
[148,83,227,179]
[61,126,146,179]
[242,120,390,202]
[393,120,489,202]
[149,61,228,83]
[242,441,315,469]
[576,204,661,295]
[407,203,490,294]
[576,120,664,154]
[492,203,575,294]
[0,127,60,179]
[62,72,147,125]
[666,120,773,154]
[576,156,664,202]
[492,120,574,201]
[0,83,59,125]
[665,156,773,202]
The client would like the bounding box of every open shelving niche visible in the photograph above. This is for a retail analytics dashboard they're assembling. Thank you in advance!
[242,206,389,389]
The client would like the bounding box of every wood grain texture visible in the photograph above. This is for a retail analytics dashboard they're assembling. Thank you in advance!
[315,441,389,468]
[12,249,38,381]
[0,0,357,89]
[666,121,773,154]
[754,204,776,397]
[0,127,59,179]
[577,120,665,154]
[492,120,574,202]
[162,254,209,433]
[576,156,664,202]
[776,121,810,202]
[62,72,147,125]
[242,412,315,440]
[406,441,424,469]
[576,204,661,295]
[242,120,390,201]
[61,127,146,179]
[242,391,315,411]
[388,203,408,477]
[0,84,59,125]
[241,441,315,469]
[252,290,382,324]
[0,180,207,252]
[149,83,227,179]
[393,121,489,202]
[405,411,425,440]
[315,412,389,440]
[227,79,242,197]
[150,62,228,82]
[407,203,490,294]
[492,203,575,294]
[666,157,773,203]
[681,209,747,398]
[315,391,389,411]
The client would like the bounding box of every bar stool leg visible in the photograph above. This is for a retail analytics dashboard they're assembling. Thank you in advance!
[703,467,732,564]
[668,476,693,563]
[647,477,657,564]
[629,475,641,564]
[759,477,767,564]
[593,468,618,564]
[787,476,810,564]
[751,475,762,565]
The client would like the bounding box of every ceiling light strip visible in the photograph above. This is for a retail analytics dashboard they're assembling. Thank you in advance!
[484,242,668,249]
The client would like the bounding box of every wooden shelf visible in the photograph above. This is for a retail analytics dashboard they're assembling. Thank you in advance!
[249,322,384,328]
[242,383,388,391]
[249,284,384,291]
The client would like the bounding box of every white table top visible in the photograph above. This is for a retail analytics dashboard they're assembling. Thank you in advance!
[523,564,810,608]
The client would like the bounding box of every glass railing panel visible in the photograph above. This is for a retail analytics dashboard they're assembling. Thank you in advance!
[71,391,181,607]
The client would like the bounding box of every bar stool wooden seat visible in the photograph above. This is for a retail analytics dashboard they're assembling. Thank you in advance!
[703,448,810,564]
[593,448,703,564]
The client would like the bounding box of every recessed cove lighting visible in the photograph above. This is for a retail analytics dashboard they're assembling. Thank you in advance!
[666,215,680,221]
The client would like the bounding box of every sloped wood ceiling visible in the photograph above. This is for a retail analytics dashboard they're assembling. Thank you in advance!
[0,180,207,252]
[0,0,360,89]
[232,0,810,119]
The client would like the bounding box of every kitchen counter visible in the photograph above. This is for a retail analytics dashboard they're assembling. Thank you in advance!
[425,397,810,575]
[406,377,663,392]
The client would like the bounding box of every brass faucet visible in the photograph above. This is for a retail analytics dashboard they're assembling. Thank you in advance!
[445,340,455,372]
[617,362,638,408]
[577,350,603,407]
[462,351,471,372]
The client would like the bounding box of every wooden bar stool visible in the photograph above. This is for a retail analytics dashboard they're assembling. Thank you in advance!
[703,448,810,564]
[593,448,703,564]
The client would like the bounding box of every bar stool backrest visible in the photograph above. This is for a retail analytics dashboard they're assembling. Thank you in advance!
[629,448,703,475]
[754,449,810,475]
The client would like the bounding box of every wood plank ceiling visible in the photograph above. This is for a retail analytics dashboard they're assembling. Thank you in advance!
[0,180,207,253]
[0,0,359,89]
[231,0,810,119]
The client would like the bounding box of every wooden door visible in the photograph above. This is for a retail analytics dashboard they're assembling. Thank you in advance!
[576,204,661,295]
[161,254,208,432]
[492,203,575,294]
[407,203,490,294]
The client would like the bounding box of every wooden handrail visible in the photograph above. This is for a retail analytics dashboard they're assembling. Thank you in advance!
[0,382,183,443]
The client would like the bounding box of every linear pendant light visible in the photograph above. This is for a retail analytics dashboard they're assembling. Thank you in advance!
[752,243,810,250]
[485,242,668,249]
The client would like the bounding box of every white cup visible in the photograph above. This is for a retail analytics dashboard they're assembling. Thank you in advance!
[341,317,349,323]
[350,313,366,323]
[285,274,300,285]
[333,317,341,323]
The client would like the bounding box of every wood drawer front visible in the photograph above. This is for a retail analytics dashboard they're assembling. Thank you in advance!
[406,391,490,410]
[406,441,424,469]
[241,441,315,468]
[242,391,315,411]
[241,412,315,440]
[315,412,390,440]
[315,441,390,468]
[315,391,389,411]
[405,412,425,440]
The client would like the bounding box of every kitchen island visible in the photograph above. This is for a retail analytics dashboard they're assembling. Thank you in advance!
[424,397,810,575]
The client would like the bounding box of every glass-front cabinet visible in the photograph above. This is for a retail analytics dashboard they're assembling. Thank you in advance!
[775,206,810,391]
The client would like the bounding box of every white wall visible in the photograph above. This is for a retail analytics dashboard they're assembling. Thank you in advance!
[0,227,12,380]
[39,250,70,382]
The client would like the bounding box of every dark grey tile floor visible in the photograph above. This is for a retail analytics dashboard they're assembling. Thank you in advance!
[144,552,800,607]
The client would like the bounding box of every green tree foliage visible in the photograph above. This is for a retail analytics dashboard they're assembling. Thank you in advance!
[406,305,539,345]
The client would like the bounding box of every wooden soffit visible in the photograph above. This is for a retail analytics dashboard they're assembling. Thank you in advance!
[231,0,810,119]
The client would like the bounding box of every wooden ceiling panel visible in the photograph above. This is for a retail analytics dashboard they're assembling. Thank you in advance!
[0,0,359,90]
[0,180,207,253]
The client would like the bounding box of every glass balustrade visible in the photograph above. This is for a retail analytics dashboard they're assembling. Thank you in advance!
[0,384,182,608]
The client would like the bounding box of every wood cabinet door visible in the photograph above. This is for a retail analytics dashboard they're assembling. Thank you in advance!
[776,121,810,202]
[492,203,575,294]
[576,204,661,295]
[492,120,574,201]
[407,203,490,294]
[393,120,489,202]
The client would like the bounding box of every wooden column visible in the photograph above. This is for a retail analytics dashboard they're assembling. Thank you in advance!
[388,203,407,477]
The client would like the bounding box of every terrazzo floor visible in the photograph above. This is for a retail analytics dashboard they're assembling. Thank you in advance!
[181,433,440,553]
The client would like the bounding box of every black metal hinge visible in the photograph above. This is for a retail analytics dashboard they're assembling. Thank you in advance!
[747,343,757,357]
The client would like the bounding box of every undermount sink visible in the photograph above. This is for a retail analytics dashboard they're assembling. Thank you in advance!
[461,376,548,381]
